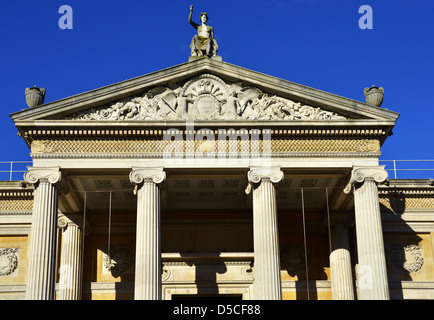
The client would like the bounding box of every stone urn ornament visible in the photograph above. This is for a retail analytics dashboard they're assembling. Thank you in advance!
[364,85,384,107]
[25,85,45,108]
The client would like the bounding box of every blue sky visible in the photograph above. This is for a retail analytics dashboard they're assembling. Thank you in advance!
[1,1,434,179]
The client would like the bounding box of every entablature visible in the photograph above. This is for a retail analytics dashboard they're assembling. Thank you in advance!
[16,120,392,148]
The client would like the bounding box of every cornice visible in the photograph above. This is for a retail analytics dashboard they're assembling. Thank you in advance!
[380,191,434,196]
[379,187,434,196]
[0,182,34,198]
[14,121,391,151]
[18,121,390,139]
[30,152,382,160]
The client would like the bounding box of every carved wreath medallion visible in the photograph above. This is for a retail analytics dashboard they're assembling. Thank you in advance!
[103,246,134,275]
[0,248,19,277]
[280,244,306,275]
[392,244,424,274]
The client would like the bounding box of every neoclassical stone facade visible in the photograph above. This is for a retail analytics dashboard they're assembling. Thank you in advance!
[1,58,434,300]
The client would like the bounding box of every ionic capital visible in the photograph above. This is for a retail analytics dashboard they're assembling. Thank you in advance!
[24,167,61,185]
[57,212,83,230]
[247,167,284,184]
[343,165,388,194]
[129,167,166,186]
[246,167,283,194]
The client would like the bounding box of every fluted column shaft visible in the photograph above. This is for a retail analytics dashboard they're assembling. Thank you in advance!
[130,167,166,300]
[330,221,354,300]
[247,167,283,300]
[24,167,65,300]
[58,214,83,300]
[344,166,389,300]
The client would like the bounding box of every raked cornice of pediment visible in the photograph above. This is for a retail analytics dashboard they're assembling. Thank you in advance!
[10,59,400,123]
[65,73,347,122]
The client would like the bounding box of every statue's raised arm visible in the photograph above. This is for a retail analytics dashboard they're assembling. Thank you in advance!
[188,5,219,58]
[189,5,199,29]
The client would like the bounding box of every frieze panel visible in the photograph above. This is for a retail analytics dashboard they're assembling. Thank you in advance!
[380,196,434,213]
[0,199,33,213]
[66,74,346,122]
[30,138,380,156]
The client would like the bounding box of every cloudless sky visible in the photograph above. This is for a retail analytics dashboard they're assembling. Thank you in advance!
[1,0,434,179]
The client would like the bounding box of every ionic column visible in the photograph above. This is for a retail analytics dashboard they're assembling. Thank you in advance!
[130,167,166,300]
[24,167,66,300]
[247,167,284,300]
[329,215,355,300]
[57,213,84,300]
[344,166,389,300]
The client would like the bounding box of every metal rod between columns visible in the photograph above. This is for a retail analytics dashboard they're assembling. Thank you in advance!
[301,188,310,300]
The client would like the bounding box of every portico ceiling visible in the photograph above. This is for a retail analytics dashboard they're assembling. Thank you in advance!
[58,168,354,217]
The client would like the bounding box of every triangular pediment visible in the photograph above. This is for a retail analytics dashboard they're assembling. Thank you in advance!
[11,59,399,124]
[65,73,349,122]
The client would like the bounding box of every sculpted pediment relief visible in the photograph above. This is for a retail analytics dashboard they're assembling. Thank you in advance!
[66,74,346,121]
